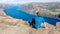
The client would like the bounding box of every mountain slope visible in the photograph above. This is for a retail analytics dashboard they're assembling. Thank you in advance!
[19,2,60,20]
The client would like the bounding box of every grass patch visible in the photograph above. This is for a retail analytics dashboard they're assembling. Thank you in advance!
[46,7,57,12]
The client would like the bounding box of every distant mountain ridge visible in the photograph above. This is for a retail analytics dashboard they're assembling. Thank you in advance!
[19,2,60,20]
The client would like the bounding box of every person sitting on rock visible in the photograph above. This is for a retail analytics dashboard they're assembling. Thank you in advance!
[31,12,48,29]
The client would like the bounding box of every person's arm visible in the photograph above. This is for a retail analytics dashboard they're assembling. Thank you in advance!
[42,18,48,29]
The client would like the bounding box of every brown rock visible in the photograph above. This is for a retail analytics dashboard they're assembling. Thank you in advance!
[0,16,31,34]
[56,22,60,31]
[0,9,6,16]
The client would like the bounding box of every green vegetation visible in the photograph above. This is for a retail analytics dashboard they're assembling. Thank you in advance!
[46,7,57,12]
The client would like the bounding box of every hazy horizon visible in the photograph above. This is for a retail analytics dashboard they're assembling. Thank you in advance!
[0,0,60,4]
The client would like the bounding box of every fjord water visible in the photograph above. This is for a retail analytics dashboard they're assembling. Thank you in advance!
[4,5,60,26]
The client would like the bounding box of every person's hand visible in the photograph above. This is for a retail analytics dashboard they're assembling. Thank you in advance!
[41,22,48,29]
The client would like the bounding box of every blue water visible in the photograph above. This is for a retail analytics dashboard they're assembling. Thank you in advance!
[4,5,60,26]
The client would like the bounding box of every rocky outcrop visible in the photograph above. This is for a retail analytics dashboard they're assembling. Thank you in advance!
[56,22,60,31]
[0,16,60,34]
[0,16,31,34]
[0,9,6,16]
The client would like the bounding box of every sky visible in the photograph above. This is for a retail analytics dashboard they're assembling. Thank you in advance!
[0,0,60,4]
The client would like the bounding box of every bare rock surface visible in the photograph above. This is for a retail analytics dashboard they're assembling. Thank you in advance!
[0,16,60,34]
[0,9,6,16]
[0,16,31,34]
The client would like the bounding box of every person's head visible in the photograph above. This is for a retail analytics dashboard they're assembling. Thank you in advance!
[36,12,40,16]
